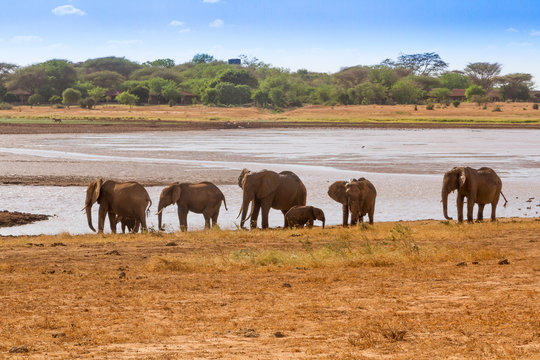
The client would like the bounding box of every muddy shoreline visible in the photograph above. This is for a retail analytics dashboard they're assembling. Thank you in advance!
[0,210,50,227]
[1,119,540,135]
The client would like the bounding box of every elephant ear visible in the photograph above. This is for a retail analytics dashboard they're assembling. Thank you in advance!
[328,181,348,204]
[257,171,281,199]
[171,185,182,204]
[458,168,467,188]
[91,178,103,206]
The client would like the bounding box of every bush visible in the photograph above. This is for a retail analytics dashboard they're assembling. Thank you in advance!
[80,98,96,109]
[28,94,42,107]
[426,102,434,110]
[0,102,13,110]
[169,99,176,107]
[3,92,18,103]
[452,100,460,108]
[52,104,65,109]
[49,95,62,104]
[492,105,502,112]
[533,103,539,110]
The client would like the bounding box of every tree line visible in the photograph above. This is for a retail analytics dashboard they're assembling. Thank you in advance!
[0,53,536,109]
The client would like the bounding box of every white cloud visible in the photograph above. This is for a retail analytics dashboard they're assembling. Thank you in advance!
[530,29,540,36]
[209,19,224,28]
[508,42,532,47]
[180,28,191,33]
[10,35,41,43]
[203,0,220,3]
[108,39,140,45]
[169,20,184,27]
[505,27,518,33]
[52,5,86,16]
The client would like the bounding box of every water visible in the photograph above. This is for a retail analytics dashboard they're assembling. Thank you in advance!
[1,128,539,235]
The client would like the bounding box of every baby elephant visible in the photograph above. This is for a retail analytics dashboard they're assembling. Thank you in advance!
[285,205,325,229]
[115,215,140,233]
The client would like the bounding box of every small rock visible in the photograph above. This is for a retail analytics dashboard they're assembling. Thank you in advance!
[498,259,510,265]
[242,328,259,338]
[165,241,177,247]
[290,233,301,237]
[274,331,285,338]
[118,271,126,279]
[50,242,66,247]
[472,261,479,265]
[283,282,292,288]
[105,250,120,256]
[52,332,66,338]
[9,345,29,353]
[456,262,466,266]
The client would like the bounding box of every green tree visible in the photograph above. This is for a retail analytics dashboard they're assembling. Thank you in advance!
[497,73,533,101]
[0,63,18,83]
[269,87,285,107]
[202,88,218,104]
[192,53,215,64]
[429,88,451,103]
[83,71,125,89]
[143,58,175,68]
[162,82,181,103]
[62,88,81,108]
[5,65,48,94]
[81,56,141,77]
[464,62,502,89]
[216,68,258,87]
[116,91,139,109]
[252,90,269,107]
[333,66,369,89]
[390,79,425,104]
[27,94,42,107]
[355,82,387,104]
[368,65,399,89]
[465,84,486,100]
[88,87,106,102]
[395,52,448,76]
[439,72,470,89]
[41,59,77,95]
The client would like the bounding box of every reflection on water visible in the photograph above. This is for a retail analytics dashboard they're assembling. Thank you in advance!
[0,128,539,235]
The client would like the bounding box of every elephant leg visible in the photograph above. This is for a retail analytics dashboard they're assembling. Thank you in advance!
[368,206,375,225]
[477,204,485,222]
[342,204,349,227]
[203,212,211,229]
[466,197,475,223]
[139,214,148,232]
[108,210,117,234]
[260,199,272,229]
[97,206,108,233]
[250,200,261,230]
[177,206,188,232]
[306,218,314,229]
[457,195,465,223]
[211,209,220,228]
[490,202,497,221]
[282,210,289,228]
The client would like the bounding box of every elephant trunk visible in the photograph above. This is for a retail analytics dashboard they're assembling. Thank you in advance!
[85,204,96,232]
[157,200,167,230]
[238,190,253,229]
[322,219,325,229]
[442,188,452,220]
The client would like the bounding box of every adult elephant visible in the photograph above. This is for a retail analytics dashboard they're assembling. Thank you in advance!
[84,179,151,233]
[238,169,307,229]
[442,166,507,223]
[157,182,227,232]
[328,178,377,226]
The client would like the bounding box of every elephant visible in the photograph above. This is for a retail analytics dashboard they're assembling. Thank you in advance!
[238,169,307,229]
[328,178,377,226]
[84,179,151,234]
[442,166,508,223]
[157,182,227,232]
[114,215,140,234]
[285,205,325,229]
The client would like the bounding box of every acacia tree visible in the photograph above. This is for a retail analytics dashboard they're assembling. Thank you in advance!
[496,73,532,101]
[62,88,81,108]
[394,53,448,76]
[116,91,139,109]
[464,62,502,89]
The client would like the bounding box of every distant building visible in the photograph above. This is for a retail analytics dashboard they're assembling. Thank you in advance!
[11,89,31,104]
[448,89,466,102]
[228,58,241,65]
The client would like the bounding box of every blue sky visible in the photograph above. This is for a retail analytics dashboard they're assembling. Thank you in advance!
[1,0,540,84]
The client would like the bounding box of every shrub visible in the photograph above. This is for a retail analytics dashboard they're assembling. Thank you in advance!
[169,99,176,107]
[492,105,502,112]
[28,94,42,107]
[533,103,539,110]
[49,95,62,104]
[62,88,82,108]
[0,102,13,110]
[426,102,434,110]
[79,98,96,109]
[452,100,460,108]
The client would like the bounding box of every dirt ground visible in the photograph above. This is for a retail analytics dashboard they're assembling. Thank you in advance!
[1,102,540,134]
[0,219,538,359]
[0,210,49,227]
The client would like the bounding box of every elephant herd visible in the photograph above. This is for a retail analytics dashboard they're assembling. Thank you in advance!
[83,166,507,234]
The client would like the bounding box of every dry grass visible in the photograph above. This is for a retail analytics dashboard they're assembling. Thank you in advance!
[1,102,540,126]
[0,218,539,359]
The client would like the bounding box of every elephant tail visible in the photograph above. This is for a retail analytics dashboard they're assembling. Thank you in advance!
[501,192,508,208]
[146,199,152,216]
[221,193,228,211]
